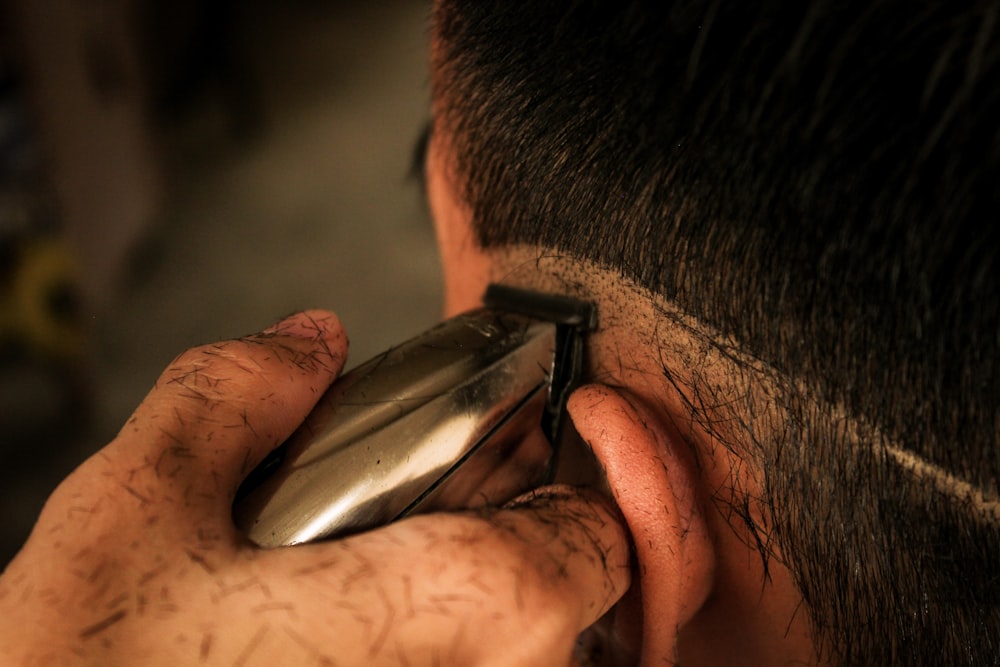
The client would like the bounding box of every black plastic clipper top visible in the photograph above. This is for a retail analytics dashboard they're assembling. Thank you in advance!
[483,283,597,444]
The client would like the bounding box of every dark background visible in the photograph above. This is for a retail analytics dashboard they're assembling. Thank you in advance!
[0,0,440,566]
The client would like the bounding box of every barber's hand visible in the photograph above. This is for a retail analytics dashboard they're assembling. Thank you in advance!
[0,311,630,666]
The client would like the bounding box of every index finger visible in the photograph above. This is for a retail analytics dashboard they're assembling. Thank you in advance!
[98,310,347,533]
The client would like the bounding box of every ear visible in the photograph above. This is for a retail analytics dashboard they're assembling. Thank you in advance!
[567,384,715,664]
[426,130,493,316]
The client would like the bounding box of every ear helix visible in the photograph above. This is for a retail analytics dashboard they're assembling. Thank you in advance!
[566,384,715,664]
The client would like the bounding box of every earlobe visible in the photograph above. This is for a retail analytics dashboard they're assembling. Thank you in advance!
[567,384,715,664]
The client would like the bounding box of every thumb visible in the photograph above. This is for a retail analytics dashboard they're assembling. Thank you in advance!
[255,484,632,667]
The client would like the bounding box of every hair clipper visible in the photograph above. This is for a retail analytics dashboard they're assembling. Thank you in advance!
[233,285,597,547]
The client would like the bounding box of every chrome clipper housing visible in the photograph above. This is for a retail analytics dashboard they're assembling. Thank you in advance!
[233,285,596,547]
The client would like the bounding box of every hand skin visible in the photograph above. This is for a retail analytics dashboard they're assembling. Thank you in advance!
[0,310,631,666]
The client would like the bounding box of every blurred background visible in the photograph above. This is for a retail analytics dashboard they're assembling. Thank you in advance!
[0,0,440,566]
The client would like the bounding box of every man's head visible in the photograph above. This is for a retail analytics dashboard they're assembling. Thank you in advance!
[424,0,1000,663]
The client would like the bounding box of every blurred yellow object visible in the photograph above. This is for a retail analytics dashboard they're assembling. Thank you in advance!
[0,236,85,364]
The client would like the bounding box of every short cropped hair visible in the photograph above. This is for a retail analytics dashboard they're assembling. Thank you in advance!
[432,1,1000,663]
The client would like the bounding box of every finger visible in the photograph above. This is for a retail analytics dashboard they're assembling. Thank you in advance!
[105,310,347,529]
[493,485,632,633]
[252,485,631,667]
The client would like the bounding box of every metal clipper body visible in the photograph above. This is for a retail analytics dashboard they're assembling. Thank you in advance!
[233,285,596,547]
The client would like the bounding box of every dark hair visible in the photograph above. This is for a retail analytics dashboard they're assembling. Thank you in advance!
[432,0,1000,663]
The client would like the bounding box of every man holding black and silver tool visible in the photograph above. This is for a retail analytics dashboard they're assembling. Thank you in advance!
[1,1,997,664]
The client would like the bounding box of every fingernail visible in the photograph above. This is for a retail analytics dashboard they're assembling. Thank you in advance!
[503,484,624,524]
[261,310,341,340]
[502,483,581,509]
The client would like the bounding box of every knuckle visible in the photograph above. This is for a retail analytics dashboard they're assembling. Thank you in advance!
[165,341,258,391]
